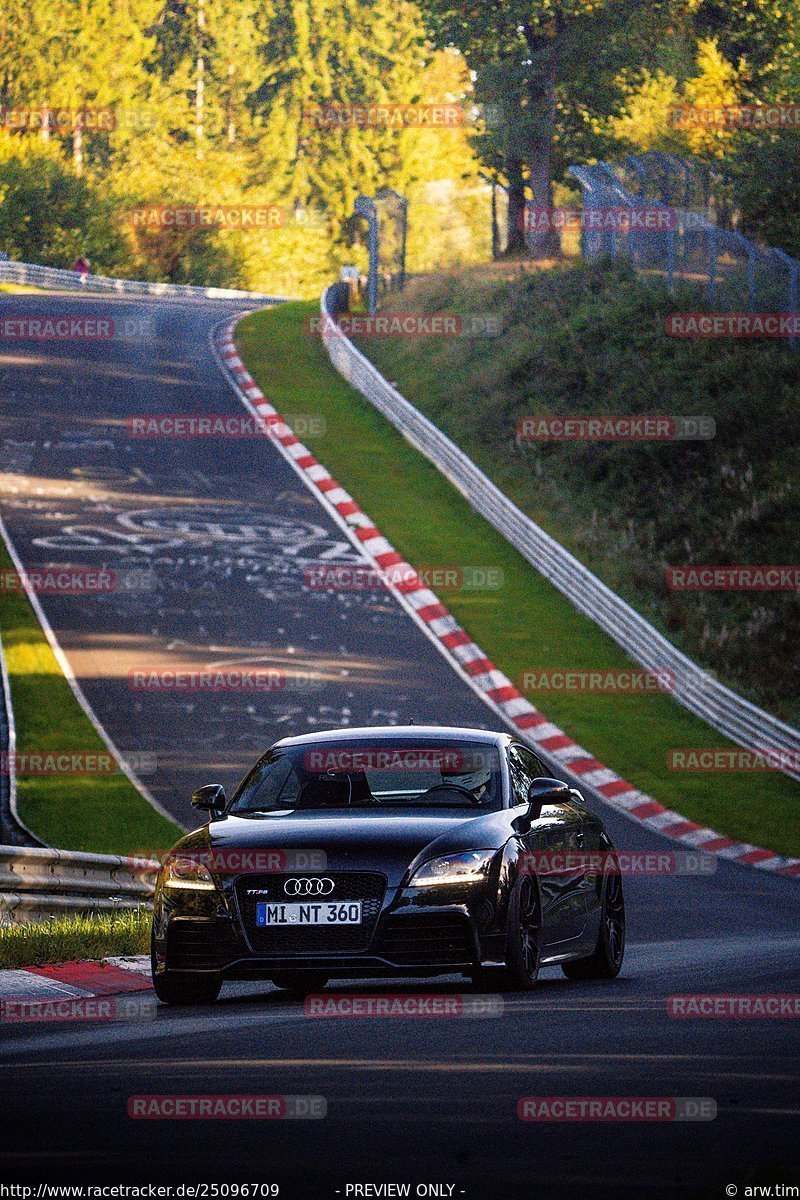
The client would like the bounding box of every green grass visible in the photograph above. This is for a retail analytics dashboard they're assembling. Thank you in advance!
[0,535,179,854]
[0,283,40,294]
[0,908,150,968]
[236,300,800,858]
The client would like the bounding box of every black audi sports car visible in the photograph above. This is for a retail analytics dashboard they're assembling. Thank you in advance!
[151,726,625,1003]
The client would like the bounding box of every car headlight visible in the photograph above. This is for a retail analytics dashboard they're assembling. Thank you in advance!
[161,854,216,891]
[408,849,495,888]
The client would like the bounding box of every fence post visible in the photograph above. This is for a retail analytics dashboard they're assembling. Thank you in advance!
[773,248,799,350]
[652,152,672,205]
[354,195,379,315]
[398,194,409,291]
[491,181,500,259]
[708,225,718,308]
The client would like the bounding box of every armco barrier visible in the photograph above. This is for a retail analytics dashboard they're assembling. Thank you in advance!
[0,258,290,304]
[0,846,158,924]
[319,286,800,784]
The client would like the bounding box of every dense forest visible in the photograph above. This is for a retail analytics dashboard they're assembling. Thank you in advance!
[1,0,798,295]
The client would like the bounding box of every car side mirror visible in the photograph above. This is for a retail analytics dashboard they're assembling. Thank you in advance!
[191,783,227,820]
[527,777,570,822]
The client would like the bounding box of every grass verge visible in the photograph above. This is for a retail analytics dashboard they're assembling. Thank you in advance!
[0,532,179,854]
[0,908,150,968]
[0,283,40,294]
[236,300,799,857]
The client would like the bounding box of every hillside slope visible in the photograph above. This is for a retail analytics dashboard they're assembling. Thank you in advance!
[357,261,800,727]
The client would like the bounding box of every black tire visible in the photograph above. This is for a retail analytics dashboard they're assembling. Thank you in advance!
[150,940,222,1005]
[505,874,542,990]
[473,875,541,992]
[562,871,625,981]
[270,972,329,995]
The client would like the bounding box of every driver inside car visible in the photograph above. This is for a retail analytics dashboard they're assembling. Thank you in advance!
[440,762,494,804]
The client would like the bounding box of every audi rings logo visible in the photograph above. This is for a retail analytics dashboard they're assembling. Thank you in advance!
[284,877,335,896]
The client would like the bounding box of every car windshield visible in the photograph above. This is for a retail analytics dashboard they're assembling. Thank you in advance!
[230,738,503,813]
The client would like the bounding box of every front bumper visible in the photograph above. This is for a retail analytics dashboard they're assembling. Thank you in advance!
[153,874,507,977]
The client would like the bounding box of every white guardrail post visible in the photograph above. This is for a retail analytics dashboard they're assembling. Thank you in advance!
[318,286,800,784]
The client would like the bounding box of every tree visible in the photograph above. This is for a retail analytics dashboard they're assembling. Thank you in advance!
[418,0,626,254]
[0,134,126,265]
[0,0,159,172]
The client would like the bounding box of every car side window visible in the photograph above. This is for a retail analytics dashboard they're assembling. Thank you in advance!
[507,745,536,806]
[517,746,547,780]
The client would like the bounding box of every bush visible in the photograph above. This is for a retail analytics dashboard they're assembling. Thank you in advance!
[0,135,126,270]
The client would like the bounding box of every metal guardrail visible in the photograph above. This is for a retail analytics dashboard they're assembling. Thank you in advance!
[0,259,291,304]
[319,285,800,783]
[0,846,158,924]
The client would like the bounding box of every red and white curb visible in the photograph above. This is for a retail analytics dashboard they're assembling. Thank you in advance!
[0,955,151,1016]
[212,320,800,881]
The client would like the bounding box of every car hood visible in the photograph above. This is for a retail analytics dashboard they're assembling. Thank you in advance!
[175,808,515,886]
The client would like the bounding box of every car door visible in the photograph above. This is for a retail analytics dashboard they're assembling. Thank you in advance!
[508,745,588,947]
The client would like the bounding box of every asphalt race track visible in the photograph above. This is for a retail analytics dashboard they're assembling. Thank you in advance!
[0,293,501,820]
[0,293,798,1198]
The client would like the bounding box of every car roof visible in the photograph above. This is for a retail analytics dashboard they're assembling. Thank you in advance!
[271,725,511,750]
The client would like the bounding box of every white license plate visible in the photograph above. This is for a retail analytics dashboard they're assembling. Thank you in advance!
[256,901,362,927]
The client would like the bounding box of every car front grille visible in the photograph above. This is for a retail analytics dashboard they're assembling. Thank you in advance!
[235,873,387,955]
[376,913,475,966]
